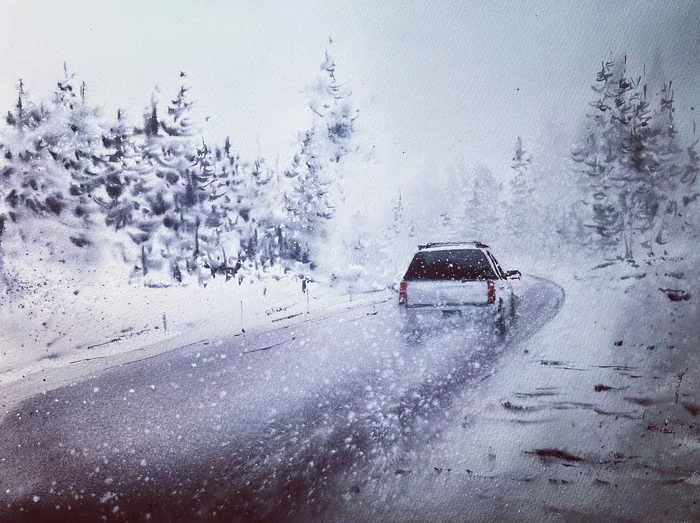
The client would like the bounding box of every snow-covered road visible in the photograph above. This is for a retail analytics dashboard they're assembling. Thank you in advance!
[0,276,562,521]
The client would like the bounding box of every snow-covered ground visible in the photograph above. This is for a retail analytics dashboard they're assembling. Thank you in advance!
[2,221,700,521]
[0,226,387,410]
[321,249,700,521]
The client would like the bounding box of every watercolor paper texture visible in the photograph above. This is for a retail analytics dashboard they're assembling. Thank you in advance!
[0,1,699,520]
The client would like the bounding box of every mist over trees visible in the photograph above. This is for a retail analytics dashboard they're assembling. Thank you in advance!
[0,52,698,288]
[401,55,699,271]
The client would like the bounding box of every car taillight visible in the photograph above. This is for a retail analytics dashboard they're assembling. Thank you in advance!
[487,280,496,304]
[399,281,408,306]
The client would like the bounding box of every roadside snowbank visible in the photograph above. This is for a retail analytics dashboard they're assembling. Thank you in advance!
[0,225,385,391]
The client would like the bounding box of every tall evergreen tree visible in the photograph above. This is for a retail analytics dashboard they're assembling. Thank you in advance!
[284,131,335,263]
[136,79,207,282]
[288,44,360,267]
[571,57,689,262]
[309,47,358,164]
[47,65,104,227]
[96,109,142,231]
[122,98,170,280]
[506,136,534,241]
[0,79,57,225]
[199,138,246,275]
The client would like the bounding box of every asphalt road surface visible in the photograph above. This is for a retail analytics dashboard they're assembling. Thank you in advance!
[0,276,563,522]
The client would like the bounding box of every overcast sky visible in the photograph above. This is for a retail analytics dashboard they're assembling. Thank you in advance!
[1,1,699,189]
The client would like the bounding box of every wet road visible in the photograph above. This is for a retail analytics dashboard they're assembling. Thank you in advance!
[0,276,563,522]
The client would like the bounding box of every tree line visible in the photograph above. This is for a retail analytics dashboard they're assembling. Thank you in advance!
[1,52,697,288]
[0,50,358,285]
[401,54,699,269]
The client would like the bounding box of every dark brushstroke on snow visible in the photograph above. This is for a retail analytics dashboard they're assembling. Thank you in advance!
[659,288,690,302]
[531,448,584,462]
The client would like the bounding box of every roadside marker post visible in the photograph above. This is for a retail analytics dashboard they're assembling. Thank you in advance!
[240,300,245,333]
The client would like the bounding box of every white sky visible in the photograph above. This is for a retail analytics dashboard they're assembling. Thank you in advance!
[1,1,699,189]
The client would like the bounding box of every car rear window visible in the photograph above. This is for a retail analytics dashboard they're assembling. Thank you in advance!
[403,249,497,281]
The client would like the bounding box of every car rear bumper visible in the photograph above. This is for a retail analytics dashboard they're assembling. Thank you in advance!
[400,304,496,326]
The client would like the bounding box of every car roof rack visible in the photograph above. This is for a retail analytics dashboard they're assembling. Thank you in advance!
[418,241,489,250]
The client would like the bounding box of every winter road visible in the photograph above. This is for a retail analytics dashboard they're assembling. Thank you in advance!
[0,276,563,522]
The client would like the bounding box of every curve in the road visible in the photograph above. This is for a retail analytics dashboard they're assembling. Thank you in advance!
[0,276,564,522]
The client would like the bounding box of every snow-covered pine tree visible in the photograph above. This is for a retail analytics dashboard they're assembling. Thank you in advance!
[46,65,104,234]
[677,136,700,235]
[0,79,57,226]
[143,79,205,282]
[680,136,699,200]
[284,130,335,264]
[310,46,358,166]
[121,94,184,283]
[468,165,501,242]
[120,98,169,281]
[188,138,230,282]
[288,43,359,268]
[199,137,245,276]
[229,157,256,266]
[573,57,691,263]
[275,162,306,263]
[572,57,641,258]
[96,109,141,231]
[506,136,534,243]
[254,161,291,269]
[650,81,693,245]
[239,157,291,270]
[621,82,667,256]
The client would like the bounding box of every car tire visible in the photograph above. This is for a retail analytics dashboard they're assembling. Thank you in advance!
[494,298,507,339]
[399,309,422,343]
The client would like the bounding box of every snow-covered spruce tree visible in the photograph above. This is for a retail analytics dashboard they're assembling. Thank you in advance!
[463,164,502,242]
[249,159,293,270]
[1,66,107,253]
[46,66,105,241]
[235,156,301,272]
[188,138,237,283]
[227,157,257,268]
[650,82,698,245]
[120,98,170,281]
[284,132,333,265]
[95,109,142,231]
[140,79,212,283]
[506,136,534,243]
[621,82,668,256]
[308,45,358,164]
[677,136,700,236]
[571,57,689,263]
[198,137,246,277]
[571,58,631,253]
[287,44,359,271]
[0,79,57,227]
[120,88,199,284]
